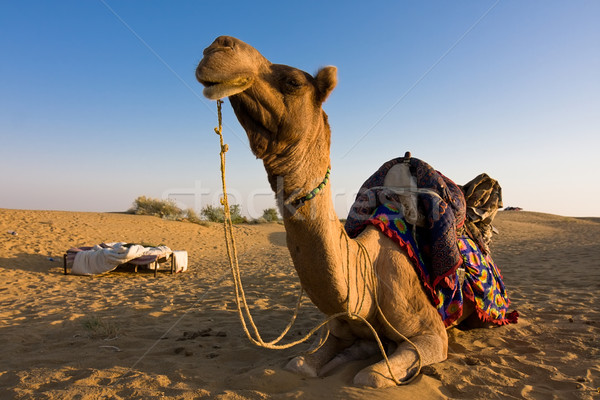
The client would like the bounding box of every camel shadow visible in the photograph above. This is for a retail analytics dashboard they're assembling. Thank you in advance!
[267,231,287,247]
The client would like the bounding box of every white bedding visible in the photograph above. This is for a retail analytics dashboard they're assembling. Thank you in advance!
[71,243,171,276]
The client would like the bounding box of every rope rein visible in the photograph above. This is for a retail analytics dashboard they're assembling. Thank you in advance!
[213,100,422,385]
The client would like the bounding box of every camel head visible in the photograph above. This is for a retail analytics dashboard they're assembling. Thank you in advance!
[196,36,337,161]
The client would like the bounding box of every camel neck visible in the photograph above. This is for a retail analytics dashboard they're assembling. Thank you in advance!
[263,146,331,205]
[258,117,374,316]
[288,166,331,211]
[260,111,332,205]
[280,181,353,315]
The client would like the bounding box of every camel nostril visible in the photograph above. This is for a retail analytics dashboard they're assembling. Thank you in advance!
[218,36,236,49]
[203,37,236,56]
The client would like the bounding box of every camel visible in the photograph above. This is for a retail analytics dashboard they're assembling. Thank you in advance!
[195,36,497,387]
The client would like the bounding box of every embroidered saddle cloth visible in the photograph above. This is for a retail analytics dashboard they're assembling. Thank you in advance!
[350,203,518,327]
[345,156,466,288]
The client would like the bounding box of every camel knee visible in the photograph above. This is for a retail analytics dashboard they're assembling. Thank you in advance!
[410,333,447,365]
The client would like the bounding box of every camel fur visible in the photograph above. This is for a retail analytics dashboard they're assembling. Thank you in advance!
[196,36,482,387]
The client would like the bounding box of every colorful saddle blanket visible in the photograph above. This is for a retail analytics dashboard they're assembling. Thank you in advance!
[357,204,518,327]
[345,156,466,289]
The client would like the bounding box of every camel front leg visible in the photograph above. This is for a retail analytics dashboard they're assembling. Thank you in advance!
[353,331,448,388]
[284,320,355,377]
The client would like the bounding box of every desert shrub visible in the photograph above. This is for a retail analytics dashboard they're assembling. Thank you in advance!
[200,205,224,222]
[128,196,213,226]
[201,204,246,224]
[229,204,247,224]
[185,208,210,226]
[82,315,119,340]
[129,196,182,220]
[261,208,280,222]
[184,208,202,224]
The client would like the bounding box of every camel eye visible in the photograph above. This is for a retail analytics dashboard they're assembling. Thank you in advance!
[286,79,302,88]
[279,72,305,94]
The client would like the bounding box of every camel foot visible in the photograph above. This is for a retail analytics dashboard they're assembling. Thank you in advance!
[284,356,318,378]
[319,339,380,376]
[353,364,418,388]
[352,368,398,388]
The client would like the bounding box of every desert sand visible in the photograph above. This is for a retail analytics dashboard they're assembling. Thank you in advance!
[0,208,598,399]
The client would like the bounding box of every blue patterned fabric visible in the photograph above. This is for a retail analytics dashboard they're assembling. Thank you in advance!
[345,156,465,289]
[359,204,518,327]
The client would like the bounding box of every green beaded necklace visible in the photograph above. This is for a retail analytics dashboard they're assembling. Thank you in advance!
[290,166,331,210]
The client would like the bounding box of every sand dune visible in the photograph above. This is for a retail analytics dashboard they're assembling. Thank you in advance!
[0,208,598,399]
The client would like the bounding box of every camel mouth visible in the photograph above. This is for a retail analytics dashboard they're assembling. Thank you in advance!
[198,76,254,100]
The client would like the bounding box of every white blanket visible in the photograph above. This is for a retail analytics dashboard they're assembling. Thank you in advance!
[172,250,188,273]
[71,243,170,276]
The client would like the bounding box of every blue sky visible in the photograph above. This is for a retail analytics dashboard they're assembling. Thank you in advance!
[1,1,599,218]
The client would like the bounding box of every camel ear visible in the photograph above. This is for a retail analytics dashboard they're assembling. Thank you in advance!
[315,66,337,103]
